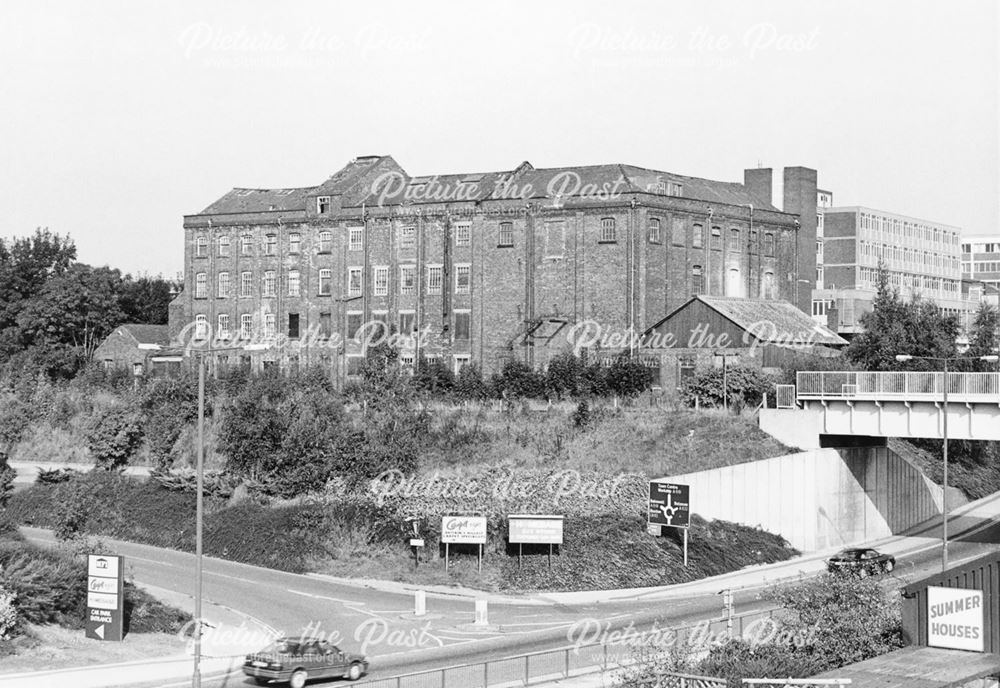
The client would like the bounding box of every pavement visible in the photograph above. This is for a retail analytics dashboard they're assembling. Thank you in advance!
[8,461,152,485]
[6,485,1000,688]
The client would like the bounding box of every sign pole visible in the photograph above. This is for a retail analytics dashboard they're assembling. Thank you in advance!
[194,353,205,688]
[478,544,482,573]
[518,543,522,568]
[445,543,449,570]
[683,528,688,567]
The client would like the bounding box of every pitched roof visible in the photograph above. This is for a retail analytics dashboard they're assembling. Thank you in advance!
[646,296,848,347]
[696,295,847,346]
[119,324,171,346]
[200,186,316,214]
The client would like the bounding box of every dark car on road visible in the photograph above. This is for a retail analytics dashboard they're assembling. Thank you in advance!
[826,548,895,576]
[243,637,369,687]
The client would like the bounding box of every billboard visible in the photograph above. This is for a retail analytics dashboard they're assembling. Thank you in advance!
[509,515,564,544]
[648,482,690,528]
[441,516,487,544]
[927,586,984,652]
[86,554,124,641]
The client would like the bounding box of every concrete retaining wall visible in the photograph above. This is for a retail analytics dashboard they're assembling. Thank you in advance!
[660,447,943,552]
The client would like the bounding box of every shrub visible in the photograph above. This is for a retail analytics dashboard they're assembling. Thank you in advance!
[124,583,192,634]
[0,586,19,640]
[492,359,545,399]
[85,406,144,470]
[0,452,14,507]
[0,543,87,627]
[571,400,591,428]
[679,365,775,409]
[454,364,491,401]
[36,466,81,485]
[695,639,820,686]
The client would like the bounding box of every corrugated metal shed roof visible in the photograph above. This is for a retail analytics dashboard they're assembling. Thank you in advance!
[811,646,1000,687]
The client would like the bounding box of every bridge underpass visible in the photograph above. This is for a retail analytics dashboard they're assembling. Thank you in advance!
[760,371,1000,449]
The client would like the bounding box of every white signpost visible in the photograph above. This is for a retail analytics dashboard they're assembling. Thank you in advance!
[441,516,487,572]
[86,554,124,641]
[927,586,984,652]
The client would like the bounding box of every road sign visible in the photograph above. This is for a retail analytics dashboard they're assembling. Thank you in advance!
[648,482,690,528]
[508,515,564,544]
[86,554,124,642]
[927,586,984,652]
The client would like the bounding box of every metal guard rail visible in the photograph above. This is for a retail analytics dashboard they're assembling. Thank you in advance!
[796,371,1000,400]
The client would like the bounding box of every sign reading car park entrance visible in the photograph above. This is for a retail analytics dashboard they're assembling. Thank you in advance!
[648,482,690,528]
[86,554,124,642]
[927,585,984,652]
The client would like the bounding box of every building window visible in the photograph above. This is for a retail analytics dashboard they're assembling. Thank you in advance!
[264,313,276,338]
[498,222,514,247]
[349,226,363,252]
[399,310,415,334]
[427,265,443,295]
[195,314,208,339]
[262,270,276,297]
[318,231,333,254]
[648,218,661,244]
[692,223,703,248]
[400,352,415,368]
[240,234,253,255]
[710,226,722,250]
[816,266,824,287]
[217,272,230,298]
[545,221,565,259]
[400,265,416,295]
[671,219,685,246]
[264,234,277,255]
[454,222,471,247]
[453,355,471,375]
[318,268,332,296]
[240,313,253,338]
[347,267,363,297]
[317,196,330,214]
[217,235,230,257]
[240,271,252,297]
[762,270,775,299]
[346,312,363,340]
[764,233,775,257]
[399,226,416,251]
[288,270,300,297]
[288,313,300,339]
[455,264,471,294]
[195,235,208,257]
[728,228,740,251]
[670,182,683,197]
[374,266,389,296]
[749,229,758,253]
[195,272,208,299]
[319,312,332,339]
[692,265,704,295]
[289,232,301,254]
[600,218,616,243]
[454,311,471,341]
[217,314,230,340]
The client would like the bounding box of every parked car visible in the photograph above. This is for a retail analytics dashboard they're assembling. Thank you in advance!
[243,637,369,687]
[826,548,895,576]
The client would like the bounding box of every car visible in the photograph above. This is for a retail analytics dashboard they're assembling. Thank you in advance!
[826,548,895,576]
[242,637,369,687]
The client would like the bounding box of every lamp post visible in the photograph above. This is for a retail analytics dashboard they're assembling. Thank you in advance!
[714,352,740,411]
[894,353,999,572]
[192,343,266,688]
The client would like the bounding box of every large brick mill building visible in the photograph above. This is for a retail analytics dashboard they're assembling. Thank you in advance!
[171,156,818,382]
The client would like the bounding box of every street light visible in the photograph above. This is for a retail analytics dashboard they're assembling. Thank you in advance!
[893,353,999,573]
[192,342,267,688]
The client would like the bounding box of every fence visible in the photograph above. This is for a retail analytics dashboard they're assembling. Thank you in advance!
[775,384,796,409]
[357,608,778,688]
[795,371,1000,400]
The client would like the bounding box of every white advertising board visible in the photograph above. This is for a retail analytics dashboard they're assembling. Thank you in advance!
[440,516,487,544]
[508,515,564,544]
[927,585,984,652]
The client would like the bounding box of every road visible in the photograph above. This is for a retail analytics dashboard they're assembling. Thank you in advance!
[22,520,1000,688]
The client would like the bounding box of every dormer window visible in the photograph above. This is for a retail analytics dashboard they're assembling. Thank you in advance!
[317,196,331,214]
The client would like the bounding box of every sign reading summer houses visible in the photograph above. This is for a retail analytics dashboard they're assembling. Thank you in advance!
[85,554,124,642]
[927,586,984,652]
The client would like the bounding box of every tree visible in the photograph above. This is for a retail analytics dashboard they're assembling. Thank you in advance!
[119,275,176,325]
[85,406,144,470]
[966,303,999,364]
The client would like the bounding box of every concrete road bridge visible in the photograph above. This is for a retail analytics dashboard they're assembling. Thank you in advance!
[761,371,1000,448]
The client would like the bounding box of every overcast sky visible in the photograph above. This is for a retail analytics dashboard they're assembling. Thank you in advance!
[2,0,997,277]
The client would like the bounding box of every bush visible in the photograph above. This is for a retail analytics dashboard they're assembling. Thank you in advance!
[0,586,19,640]
[492,359,546,399]
[36,466,82,485]
[694,639,821,686]
[0,452,14,507]
[679,365,775,409]
[124,583,192,634]
[0,543,87,627]
[85,406,144,470]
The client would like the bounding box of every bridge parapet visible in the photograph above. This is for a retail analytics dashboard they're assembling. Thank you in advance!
[796,371,1000,403]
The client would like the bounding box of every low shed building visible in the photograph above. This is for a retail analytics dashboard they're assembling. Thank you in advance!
[639,295,848,390]
[92,324,171,377]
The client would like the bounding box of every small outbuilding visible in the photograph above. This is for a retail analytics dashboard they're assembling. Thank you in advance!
[92,324,171,377]
[638,295,848,390]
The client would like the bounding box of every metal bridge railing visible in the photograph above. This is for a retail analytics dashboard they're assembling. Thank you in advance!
[795,371,1000,401]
